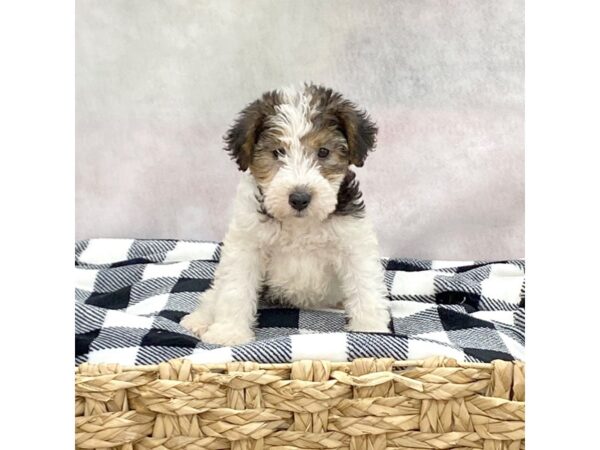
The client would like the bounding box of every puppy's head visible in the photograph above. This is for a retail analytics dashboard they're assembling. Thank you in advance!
[224,84,377,221]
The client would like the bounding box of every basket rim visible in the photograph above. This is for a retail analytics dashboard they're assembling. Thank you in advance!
[75,357,524,374]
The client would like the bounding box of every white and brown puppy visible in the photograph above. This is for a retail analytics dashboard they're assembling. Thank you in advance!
[181,84,390,345]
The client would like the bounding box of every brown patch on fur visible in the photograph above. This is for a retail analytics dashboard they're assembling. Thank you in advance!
[248,124,291,185]
[301,127,349,182]
[223,91,281,171]
[248,145,280,185]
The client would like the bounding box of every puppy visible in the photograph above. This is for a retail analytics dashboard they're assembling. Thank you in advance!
[181,84,390,345]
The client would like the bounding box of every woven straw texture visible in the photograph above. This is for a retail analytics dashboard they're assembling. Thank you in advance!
[75,356,524,449]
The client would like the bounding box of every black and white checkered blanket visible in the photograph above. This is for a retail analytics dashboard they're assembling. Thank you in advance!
[75,239,525,366]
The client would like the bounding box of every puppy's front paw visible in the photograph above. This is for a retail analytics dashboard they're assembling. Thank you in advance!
[347,315,391,333]
[180,311,212,338]
[201,322,255,346]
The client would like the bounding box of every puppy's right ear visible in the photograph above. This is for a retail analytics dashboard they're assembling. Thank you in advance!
[224,100,267,171]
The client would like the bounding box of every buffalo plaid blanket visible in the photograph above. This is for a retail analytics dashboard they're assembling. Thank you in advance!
[75,239,525,365]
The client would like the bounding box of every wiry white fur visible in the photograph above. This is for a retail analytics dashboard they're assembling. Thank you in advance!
[181,87,390,346]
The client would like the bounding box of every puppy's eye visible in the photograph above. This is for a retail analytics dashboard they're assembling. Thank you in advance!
[317,147,330,158]
[273,148,286,158]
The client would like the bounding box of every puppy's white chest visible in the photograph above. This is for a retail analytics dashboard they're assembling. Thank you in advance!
[263,224,342,307]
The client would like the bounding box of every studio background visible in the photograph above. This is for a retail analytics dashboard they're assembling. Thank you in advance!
[76,0,523,260]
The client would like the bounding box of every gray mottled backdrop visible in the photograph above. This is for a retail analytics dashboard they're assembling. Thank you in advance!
[76,0,524,260]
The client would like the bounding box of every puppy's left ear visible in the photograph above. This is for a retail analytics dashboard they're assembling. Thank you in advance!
[335,101,378,167]
[223,99,268,171]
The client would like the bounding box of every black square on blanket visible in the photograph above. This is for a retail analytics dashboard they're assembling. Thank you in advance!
[257,308,300,329]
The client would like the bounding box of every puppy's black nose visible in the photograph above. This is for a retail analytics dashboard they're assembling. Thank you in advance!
[289,190,311,211]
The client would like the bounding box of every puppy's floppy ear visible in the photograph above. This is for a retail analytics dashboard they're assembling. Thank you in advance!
[223,99,268,171]
[333,100,378,167]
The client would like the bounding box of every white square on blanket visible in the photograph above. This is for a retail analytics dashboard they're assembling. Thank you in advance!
[103,310,153,329]
[481,264,524,304]
[126,293,170,315]
[75,268,99,291]
[391,271,436,296]
[187,347,233,364]
[164,241,218,263]
[291,333,347,361]
[87,347,139,365]
[78,239,134,264]
[390,301,433,318]
[407,339,464,361]
[142,261,190,280]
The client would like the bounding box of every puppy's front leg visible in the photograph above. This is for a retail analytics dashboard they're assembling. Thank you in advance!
[199,243,263,346]
[337,247,390,333]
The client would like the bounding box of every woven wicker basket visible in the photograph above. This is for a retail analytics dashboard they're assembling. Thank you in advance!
[75,356,524,449]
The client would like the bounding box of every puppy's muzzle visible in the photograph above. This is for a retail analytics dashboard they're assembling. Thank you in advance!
[288,189,311,211]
